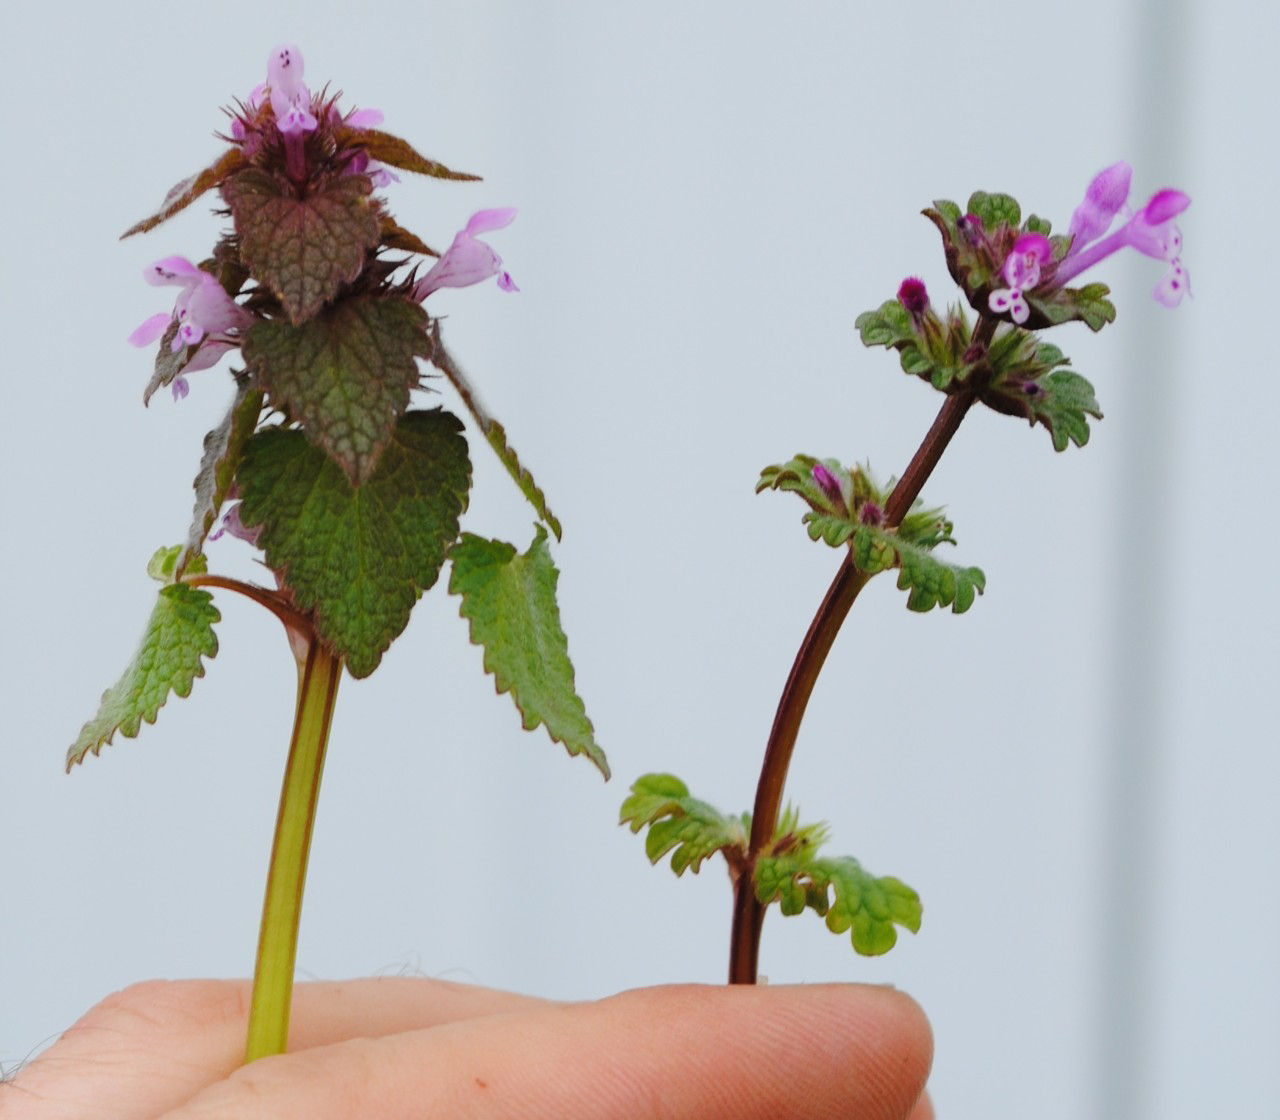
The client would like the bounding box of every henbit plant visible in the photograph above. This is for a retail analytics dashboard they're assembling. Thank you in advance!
[620,162,1190,983]
[68,46,606,1062]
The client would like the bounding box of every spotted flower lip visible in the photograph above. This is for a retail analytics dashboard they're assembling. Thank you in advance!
[128,257,252,398]
[412,208,520,301]
[986,164,1192,321]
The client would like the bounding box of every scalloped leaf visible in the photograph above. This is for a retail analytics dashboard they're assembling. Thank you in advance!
[428,324,562,539]
[237,409,471,678]
[121,147,247,238]
[1028,369,1103,451]
[179,383,264,574]
[337,128,482,181]
[619,774,749,875]
[448,527,605,776]
[754,851,921,956]
[67,583,220,770]
[966,190,1021,230]
[1027,281,1117,332]
[243,295,430,485]
[223,168,381,323]
[852,524,985,613]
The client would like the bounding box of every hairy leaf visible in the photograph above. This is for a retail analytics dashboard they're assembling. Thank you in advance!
[449,528,606,775]
[854,299,974,390]
[243,296,430,485]
[619,774,749,875]
[67,583,220,769]
[1027,369,1103,451]
[223,168,381,323]
[180,384,265,573]
[237,409,471,677]
[755,851,922,956]
[380,216,439,257]
[121,148,247,238]
[852,524,985,613]
[338,128,482,180]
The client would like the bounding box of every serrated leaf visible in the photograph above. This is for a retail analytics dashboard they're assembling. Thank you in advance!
[237,409,470,678]
[428,324,562,539]
[338,128,482,181]
[179,384,265,573]
[67,584,220,769]
[223,168,381,323]
[243,296,430,485]
[854,299,973,390]
[121,147,247,238]
[449,527,606,776]
[976,334,1104,450]
[619,773,749,875]
[755,852,922,956]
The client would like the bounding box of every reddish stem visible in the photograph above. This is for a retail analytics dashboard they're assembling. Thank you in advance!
[727,318,993,984]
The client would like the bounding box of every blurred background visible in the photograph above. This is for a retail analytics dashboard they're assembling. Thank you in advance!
[3,2,1275,1117]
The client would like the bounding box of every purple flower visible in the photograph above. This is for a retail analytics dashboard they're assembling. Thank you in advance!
[1066,161,1132,249]
[210,503,262,547]
[128,257,252,397]
[343,148,400,190]
[266,45,316,136]
[412,209,520,301]
[987,233,1053,324]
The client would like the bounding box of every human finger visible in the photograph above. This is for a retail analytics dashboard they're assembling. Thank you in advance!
[159,982,932,1120]
[1,977,549,1120]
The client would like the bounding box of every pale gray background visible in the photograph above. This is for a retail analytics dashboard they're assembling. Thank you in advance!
[3,3,1276,1118]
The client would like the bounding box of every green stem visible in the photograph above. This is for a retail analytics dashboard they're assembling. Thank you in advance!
[728,336,992,983]
[244,638,343,1061]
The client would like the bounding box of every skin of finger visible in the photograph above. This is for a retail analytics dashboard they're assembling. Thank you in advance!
[155,983,933,1120]
[0,978,549,1120]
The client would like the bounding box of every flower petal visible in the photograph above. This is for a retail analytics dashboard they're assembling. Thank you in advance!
[127,312,173,347]
[464,207,518,236]
[144,256,202,286]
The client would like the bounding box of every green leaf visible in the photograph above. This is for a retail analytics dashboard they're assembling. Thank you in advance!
[1028,281,1117,332]
[449,527,606,776]
[242,295,431,486]
[337,128,482,181]
[67,583,220,770]
[147,544,207,583]
[755,851,922,956]
[223,168,382,323]
[966,190,1021,229]
[975,334,1104,450]
[854,299,974,390]
[1028,369,1103,451]
[852,524,986,613]
[619,774,749,875]
[428,323,562,539]
[121,147,247,238]
[179,384,265,574]
[237,409,471,678]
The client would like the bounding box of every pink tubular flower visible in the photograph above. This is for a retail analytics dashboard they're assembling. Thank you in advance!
[128,257,252,398]
[210,503,262,547]
[412,209,520,301]
[988,233,1053,324]
[1055,164,1192,308]
[266,45,316,136]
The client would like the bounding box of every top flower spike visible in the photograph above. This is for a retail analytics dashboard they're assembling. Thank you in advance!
[986,162,1191,325]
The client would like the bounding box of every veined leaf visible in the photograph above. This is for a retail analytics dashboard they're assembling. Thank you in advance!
[619,774,749,876]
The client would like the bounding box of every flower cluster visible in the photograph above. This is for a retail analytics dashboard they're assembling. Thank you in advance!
[987,161,1191,325]
[128,45,518,405]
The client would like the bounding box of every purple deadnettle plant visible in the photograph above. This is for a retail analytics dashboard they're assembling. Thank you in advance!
[70,44,603,1061]
[63,44,1190,1071]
